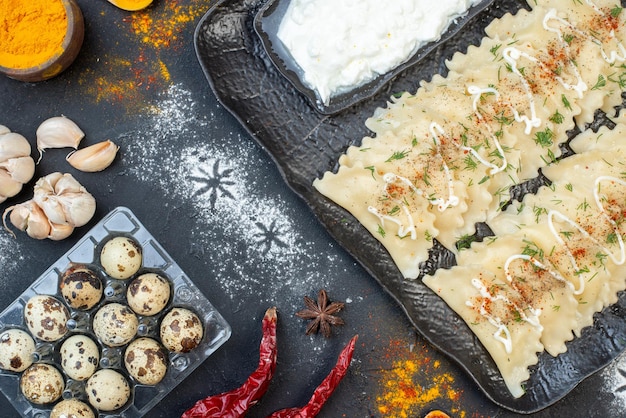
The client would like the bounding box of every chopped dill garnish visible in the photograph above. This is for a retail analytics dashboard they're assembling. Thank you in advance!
[386,150,409,162]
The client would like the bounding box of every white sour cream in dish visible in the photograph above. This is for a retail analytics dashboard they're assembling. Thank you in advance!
[277,0,483,104]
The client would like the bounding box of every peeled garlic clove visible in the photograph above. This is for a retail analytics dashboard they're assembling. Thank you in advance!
[0,132,31,161]
[0,169,23,200]
[0,156,35,184]
[48,222,74,241]
[36,116,84,162]
[66,140,119,172]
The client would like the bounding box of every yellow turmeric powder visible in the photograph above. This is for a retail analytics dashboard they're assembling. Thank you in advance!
[0,0,68,69]
[375,339,480,418]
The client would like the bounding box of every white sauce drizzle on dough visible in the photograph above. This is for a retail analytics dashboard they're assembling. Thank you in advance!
[501,47,543,134]
[367,173,420,240]
[545,176,626,292]
[428,122,461,211]
[542,10,588,97]
[543,6,626,65]
[467,85,508,175]
[467,277,543,354]
[468,175,626,353]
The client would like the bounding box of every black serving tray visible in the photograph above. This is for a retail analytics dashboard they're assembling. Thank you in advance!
[194,0,626,413]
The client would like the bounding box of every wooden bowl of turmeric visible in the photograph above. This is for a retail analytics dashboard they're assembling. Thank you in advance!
[0,0,85,82]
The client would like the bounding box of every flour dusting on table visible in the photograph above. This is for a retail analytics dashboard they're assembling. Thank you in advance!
[601,351,626,412]
[122,83,348,311]
[0,234,23,281]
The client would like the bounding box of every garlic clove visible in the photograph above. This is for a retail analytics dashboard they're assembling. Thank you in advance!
[50,172,82,195]
[0,168,23,200]
[0,156,35,184]
[0,125,10,136]
[0,132,35,200]
[4,202,30,232]
[66,140,119,172]
[22,202,52,240]
[34,171,64,195]
[58,192,96,227]
[0,132,32,162]
[2,201,51,240]
[36,116,84,163]
[35,196,68,225]
[48,222,74,241]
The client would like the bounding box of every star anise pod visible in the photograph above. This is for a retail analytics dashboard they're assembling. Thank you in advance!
[295,289,345,338]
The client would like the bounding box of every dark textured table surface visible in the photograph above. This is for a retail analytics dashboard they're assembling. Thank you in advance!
[1,1,625,417]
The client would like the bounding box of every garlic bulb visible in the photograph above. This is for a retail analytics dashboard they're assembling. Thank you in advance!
[0,129,35,203]
[33,172,96,228]
[36,116,84,163]
[66,140,119,172]
[3,172,96,240]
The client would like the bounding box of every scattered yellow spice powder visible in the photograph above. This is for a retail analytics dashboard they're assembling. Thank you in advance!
[79,0,204,108]
[0,0,68,69]
[375,339,475,418]
[128,2,206,49]
[377,359,461,418]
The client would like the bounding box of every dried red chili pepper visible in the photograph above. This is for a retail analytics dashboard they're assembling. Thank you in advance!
[266,335,358,418]
[182,307,278,418]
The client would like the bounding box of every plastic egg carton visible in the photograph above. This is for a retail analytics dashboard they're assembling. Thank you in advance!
[0,206,232,417]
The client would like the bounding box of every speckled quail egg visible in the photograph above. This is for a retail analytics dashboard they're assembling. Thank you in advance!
[20,363,64,404]
[86,368,131,411]
[126,273,171,316]
[0,328,36,372]
[24,295,70,342]
[60,334,100,381]
[93,303,138,347]
[51,398,95,418]
[60,265,103,310]
[100,236,143,280]
[160,308,203,353]
[124,337,168,385]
